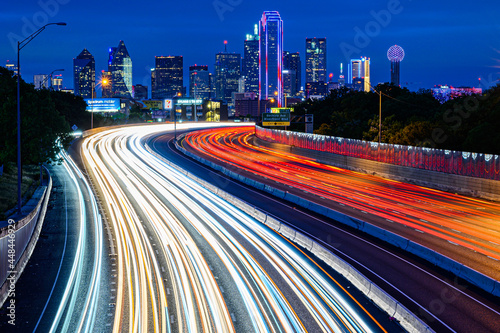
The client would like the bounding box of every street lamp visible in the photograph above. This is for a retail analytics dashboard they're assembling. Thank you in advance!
[16,22,66,214]
[174,92,182,141]
[39,68,64,89]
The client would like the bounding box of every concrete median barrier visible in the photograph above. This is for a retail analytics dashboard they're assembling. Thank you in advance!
[278,224,296,241]
[293,233,314,252]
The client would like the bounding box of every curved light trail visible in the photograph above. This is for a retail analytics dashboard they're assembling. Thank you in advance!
[80,123,392,333]
[34,148,104,332]
[181,127,500,271]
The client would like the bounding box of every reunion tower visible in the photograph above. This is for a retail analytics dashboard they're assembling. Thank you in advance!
[387,45,405,86]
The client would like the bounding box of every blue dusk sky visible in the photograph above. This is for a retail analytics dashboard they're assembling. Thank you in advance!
[1,0,500,93]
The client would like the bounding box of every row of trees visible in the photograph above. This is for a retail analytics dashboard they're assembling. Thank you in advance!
[289,83,500,155]
[0,66,90,166]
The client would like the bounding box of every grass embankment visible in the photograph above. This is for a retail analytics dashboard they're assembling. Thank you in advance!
[0,163,43,220]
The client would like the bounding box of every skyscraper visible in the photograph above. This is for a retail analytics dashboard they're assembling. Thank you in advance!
[73,48,95,98]
[283,51,301,96]
[387,45,405,86]
[34,74,49,89]
[108,41,132,98]
[189,65,211,99]
[348,57,370,92]
[51,74,63,91]
[133,84,148,99]
[152,56,183,99]
[282,69,297,96]
[243,24,259,94]
[6,60,18,76]
[305,38,327,84]
[338,63,345,87]
[215,45,241,103]
[259,11,283,106]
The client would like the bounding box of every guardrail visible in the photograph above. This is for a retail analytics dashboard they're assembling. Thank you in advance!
[256,126,500,181]
[0,167,52,308]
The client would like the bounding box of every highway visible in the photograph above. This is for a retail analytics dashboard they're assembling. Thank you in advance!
[0,148,109,333]
[80,123,399,332]
[152,125,500,333]
[181,126,500,281]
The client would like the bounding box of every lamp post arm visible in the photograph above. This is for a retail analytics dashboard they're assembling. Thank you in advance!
[18,26,47,51]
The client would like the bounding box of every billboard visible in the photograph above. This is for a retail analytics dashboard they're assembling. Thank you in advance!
[176,98,203,105]
[142,100,163,110]
[85,98,120,112]
[164,99,173,110]
[270,107,293,113]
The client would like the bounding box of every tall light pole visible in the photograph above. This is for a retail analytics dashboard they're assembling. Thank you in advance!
[369,84,382,144]
[378,88,382,144]
[17,22,66,214]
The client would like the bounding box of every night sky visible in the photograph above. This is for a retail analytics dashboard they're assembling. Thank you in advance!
[2,0,500,94]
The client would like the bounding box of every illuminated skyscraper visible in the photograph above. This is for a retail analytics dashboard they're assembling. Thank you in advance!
[152,56,183,99]
[73,48,95,98]
[108,41,132,98]
[282,69,296,96]
[259,11,283,106]
[243,24,259,93]
[305,38,326,84]
[51,74,63,91]
[5,60,18,76]
[283,51,301,96]
[34,74,49,89]
[215,44,241,103]
[348,57,370,92]
[387,45,405,86]
[189,65,211,99]
[338,63,345,87]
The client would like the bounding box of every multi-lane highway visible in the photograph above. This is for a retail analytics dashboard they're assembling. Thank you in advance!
[154,125,500,333]
[80,124,399,332]
[181,126,500,281]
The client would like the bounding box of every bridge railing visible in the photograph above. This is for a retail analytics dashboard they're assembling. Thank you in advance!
[255,126,500,181]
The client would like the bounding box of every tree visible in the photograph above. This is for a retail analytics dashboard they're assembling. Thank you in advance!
[0,66,72,165]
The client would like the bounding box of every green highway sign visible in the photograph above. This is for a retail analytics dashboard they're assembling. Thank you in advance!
[262,110,290,126]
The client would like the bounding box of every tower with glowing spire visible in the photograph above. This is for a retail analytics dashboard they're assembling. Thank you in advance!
[387,45,405,86]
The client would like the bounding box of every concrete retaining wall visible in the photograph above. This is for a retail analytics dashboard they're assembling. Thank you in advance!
[252,137,500,202]
[0,167,52,308]
[142,135,434,333]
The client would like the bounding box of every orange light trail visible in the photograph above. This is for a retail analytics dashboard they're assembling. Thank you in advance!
[182,127,500,270]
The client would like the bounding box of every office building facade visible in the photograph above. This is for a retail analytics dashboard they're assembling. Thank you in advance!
[305,38,327,85]
[189,65,211,99]
[215,52,241,103]
[152,56,183,99]
[348,57,370,92]
[243,24,259,94]
[283,51,301,96]
[259,11,284,106]
[34,74,49,90]
[73,48,95,98]
[108,41,132,98]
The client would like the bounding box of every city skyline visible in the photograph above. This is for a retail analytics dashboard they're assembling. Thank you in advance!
[2,1,499,93]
